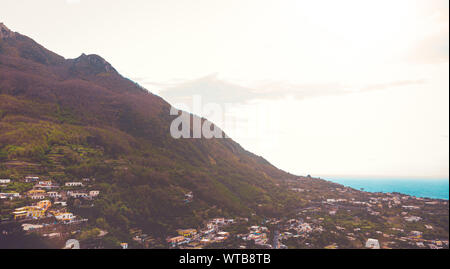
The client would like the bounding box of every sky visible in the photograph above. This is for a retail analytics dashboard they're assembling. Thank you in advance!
[1,0,448,178]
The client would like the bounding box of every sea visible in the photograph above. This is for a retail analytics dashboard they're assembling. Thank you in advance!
[324,177,449,200]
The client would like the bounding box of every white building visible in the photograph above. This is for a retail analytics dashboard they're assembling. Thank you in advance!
[65,182,84,187]
[89,190,100,197]
[54,201,67,207]
[404,216,422,222]
[54,212,74,221]
[212,218,225,225]
[402,205,420,210]
[24,176,39,182]
[0,192,20,199]
[30,194,46,200]
[67,191,89,198]
[365,238,380,249]
[48,192,62,198]
[22,223,44,231]
[0,179,11,184]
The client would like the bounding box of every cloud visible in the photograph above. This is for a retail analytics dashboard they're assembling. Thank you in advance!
[151,74,428,106]
[156,73,259,105]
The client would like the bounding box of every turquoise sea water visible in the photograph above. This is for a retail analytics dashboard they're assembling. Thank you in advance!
[324,178,449,200]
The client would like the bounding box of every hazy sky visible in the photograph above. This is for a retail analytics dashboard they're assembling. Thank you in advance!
[1,0,448,178]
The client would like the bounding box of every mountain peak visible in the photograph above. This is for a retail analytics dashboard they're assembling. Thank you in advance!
[70,53,118,75]
[0,22,16,39]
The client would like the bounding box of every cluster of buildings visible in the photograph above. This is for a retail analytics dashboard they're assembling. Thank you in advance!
[1,177,100,202]
[237,225,270,247]
[13,200,52,220]
[271,181,448,249]
[12,198,78,223]
[0,178,12,185]
[166,218,235,248]
[13,199,76,223]
[1,176,100,225]
[130,228,157,248]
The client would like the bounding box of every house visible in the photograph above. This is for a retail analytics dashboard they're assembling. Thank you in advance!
[37,200,52,210]
[404,216,422,222]
[200,238,211,244]
[13,204,48,220]
[35,181,58,190]
[214,236,226,242]
[184,192,194,203]
[225,219,234,224]
[30,194,46,200]
[12,209,29,220]
[402,205,420,210]
[48,191,62,198]
[176,228,197,237]
[212,218,225,225]
[53,212,75,221]
[27,189,46,196]
[0,192,20,200]
[365,238,380,249]
[13,201,50,220]
[24,176,39,183]
[120,243,128,249]
[43,233,61,238]
[416,242,425,248]
[67,191,89,198]
[22,223,44,231]
[89,190,100,197]
[167,236,185,244]
[0,179,11,184]
[65,182,84,187]
[217,231,230,239]
[54,201,67,207]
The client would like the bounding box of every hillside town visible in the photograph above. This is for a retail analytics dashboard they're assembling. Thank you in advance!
[0,176,100,245]
[150,178,449,250]
[160,190,449,250]
[1,175,448,249]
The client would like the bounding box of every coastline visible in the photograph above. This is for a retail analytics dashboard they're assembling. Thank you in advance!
[325,177,449,200]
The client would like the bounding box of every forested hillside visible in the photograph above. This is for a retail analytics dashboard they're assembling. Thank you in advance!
[0,23,303,245]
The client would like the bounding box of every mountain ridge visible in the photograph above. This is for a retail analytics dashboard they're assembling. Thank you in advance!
[0,24,306,244]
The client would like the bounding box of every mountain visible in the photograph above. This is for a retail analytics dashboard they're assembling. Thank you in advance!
[0,23,307,242]
[2,24,448,249]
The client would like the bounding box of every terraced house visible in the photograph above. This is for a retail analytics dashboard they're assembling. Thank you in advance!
[65,182,84,187]
[177,229,197,238]
[12,200,52,220]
